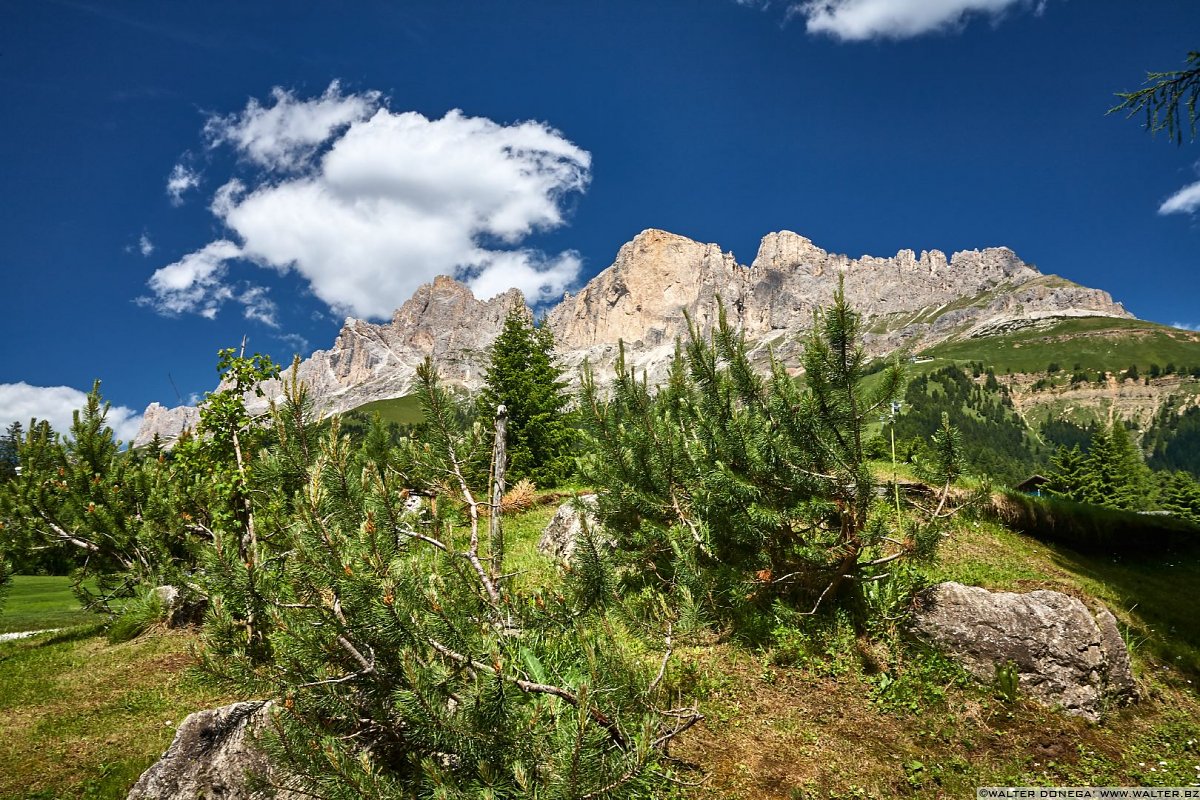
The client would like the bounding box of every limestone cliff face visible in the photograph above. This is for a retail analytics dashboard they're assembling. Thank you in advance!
[544,229,1129,388]
[546,229,744,349]
[249,276,527,418]
[744,232,1037,331]
[132,403,201,447]
[133,228,1132,447]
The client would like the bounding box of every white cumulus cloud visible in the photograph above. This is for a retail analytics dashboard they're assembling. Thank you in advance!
[204,80,381,172]
[166,163,200,205]
[1159,180,1200,216]
[145,83,591,321]
[0,383,143,444]
[792,0,1043,41]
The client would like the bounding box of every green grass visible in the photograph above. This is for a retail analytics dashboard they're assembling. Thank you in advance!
[345,395,424,426]
[0,627,230,799]
[0,576,106,635]
[921,316,1200,375]
[504,501,564,592]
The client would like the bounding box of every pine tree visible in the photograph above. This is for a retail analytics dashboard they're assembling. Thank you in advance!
[1045,421,1154,511]
[1157,470,1200,524]
[0,421,21,481]
[197,358,696,798]
[579,285,959,623]
[0,383,196,609]
[478,309,575,488]
[1046,445,1090,502]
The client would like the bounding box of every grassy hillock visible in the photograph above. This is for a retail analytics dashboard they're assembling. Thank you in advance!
[3,498,1199,799]
[0,578,230,799]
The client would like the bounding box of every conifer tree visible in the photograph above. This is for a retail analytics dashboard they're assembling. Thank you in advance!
[478,309,574,488]
[1155,470,1200,524]
[0,421,20,481]
[199,358,697,798]
[1046,445,1090,502]
[0,383,195,609]
[579,286,960,624]
[1045,421,1154,511]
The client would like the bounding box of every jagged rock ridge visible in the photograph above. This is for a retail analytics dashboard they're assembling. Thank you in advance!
[133,229,1131,447]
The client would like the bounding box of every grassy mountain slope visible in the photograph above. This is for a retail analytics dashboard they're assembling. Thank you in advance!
[919,316,1200,376]
[342,395,425,426]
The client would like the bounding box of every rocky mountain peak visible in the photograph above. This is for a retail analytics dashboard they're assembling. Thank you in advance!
[133,227,1134,448]
[546,229,741,350]
[750,230,831,274]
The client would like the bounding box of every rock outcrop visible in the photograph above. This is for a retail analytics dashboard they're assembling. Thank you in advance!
[538,495,605,563]
[127,701,302,799]
[133,278,526,448]
[911,582,1138,722]
[134,228,1132,446]
[150,584,207,628]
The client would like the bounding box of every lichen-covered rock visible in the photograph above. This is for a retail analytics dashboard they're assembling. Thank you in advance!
[912,582,1138,722]
[538,495,606,563]
[127,701,301,799]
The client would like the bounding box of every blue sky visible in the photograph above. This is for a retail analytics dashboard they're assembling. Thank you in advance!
[2,0,1198,439]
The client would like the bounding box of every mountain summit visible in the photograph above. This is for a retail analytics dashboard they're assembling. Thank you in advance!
[133,228,1130,446]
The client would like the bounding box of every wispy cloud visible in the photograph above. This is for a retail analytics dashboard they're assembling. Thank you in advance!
[0,382,143,443]
[784,0,1045,41]
[145,82,591,322]
[274,332,310,355]
[1159,180,1200,216]
[139,239,241,319]
[138,233,154,257]
[166,162,200,205]
[1172,321,1200,332]
[237,286,279,328]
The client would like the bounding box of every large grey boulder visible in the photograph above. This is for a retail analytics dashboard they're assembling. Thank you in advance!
[911,582,1138,722]
[128,701,302,799]
[538,495,607,563]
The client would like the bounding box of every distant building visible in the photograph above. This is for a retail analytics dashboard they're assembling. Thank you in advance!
[1014,474,1051,496]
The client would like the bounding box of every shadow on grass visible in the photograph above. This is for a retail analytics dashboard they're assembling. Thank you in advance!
[0,622,107,664]
[1046,546,1200,677]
